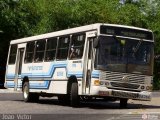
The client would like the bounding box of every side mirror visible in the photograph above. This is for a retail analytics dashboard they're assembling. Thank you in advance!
[93,38,99,48]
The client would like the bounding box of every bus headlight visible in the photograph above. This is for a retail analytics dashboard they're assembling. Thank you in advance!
[141,85,145,90]
[99,81,110,87]
[100,81,105,86]
[105,82,110,86]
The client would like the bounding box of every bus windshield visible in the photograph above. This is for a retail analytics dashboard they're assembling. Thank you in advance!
[95,36,154,75]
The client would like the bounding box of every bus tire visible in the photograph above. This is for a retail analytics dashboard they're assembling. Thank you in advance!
[23,82,39,102]
[120,98,128,108]
[23,82,31,102]
[70,82,79,107]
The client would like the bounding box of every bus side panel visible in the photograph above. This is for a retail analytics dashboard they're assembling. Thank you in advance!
[67,60,83,95]
[29,61,68,94]
[25,63,43,79]
[21,63,33,80]
[90,70,101,95]
[48,67,68,94]
[5,64,16,88]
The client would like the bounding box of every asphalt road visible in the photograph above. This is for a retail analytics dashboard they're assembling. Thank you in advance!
[0,91,160,120]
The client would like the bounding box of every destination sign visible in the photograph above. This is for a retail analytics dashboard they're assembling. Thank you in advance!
[100,25,153,40]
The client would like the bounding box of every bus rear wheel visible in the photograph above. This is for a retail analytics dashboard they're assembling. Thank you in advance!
[23,82,39,102]
[70,82,79,107]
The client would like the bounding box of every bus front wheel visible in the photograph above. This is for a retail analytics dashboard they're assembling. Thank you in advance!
[70,82,79,107]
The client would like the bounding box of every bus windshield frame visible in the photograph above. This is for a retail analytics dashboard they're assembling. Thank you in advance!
[94,35,154,75]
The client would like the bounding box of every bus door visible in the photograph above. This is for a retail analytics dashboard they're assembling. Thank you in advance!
[14,44,26,91]
[83,31,96,94]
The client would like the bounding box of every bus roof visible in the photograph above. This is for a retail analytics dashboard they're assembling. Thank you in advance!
[10,23,153,44]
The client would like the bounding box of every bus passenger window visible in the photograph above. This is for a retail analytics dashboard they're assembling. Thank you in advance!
[8,44,17,64]
[45,38,57,61]
[25,41,35,63]
[56,36,70,60]
[34,40,46,62]
[69,45,77,59]
[69,34,85,59]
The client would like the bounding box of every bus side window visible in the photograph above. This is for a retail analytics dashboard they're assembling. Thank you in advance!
[8,44,17,64]
[25,41,35,63]
[45,38,57,61]
[56,36,70,60]
[34,40,46,62]
[69,33,85,59]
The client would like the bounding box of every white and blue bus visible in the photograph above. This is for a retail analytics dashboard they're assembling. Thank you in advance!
[5,23,154,107]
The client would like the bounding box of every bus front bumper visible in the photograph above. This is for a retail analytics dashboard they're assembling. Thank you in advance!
[99,89,151,101]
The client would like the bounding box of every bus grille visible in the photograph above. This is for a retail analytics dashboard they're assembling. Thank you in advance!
[100,71,145,84]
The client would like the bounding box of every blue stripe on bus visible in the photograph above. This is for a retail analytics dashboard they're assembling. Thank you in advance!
[30,81,50,89]
[6,63,67,79]
[6,74,16,79]
[67,71,83,78]
[6,73,99,79]
[6,80,51,89]
[22,63,67,78]
[91,70,100,78]
[6,62,100,79]
[6,73,100,80]
[6,81,15,88]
